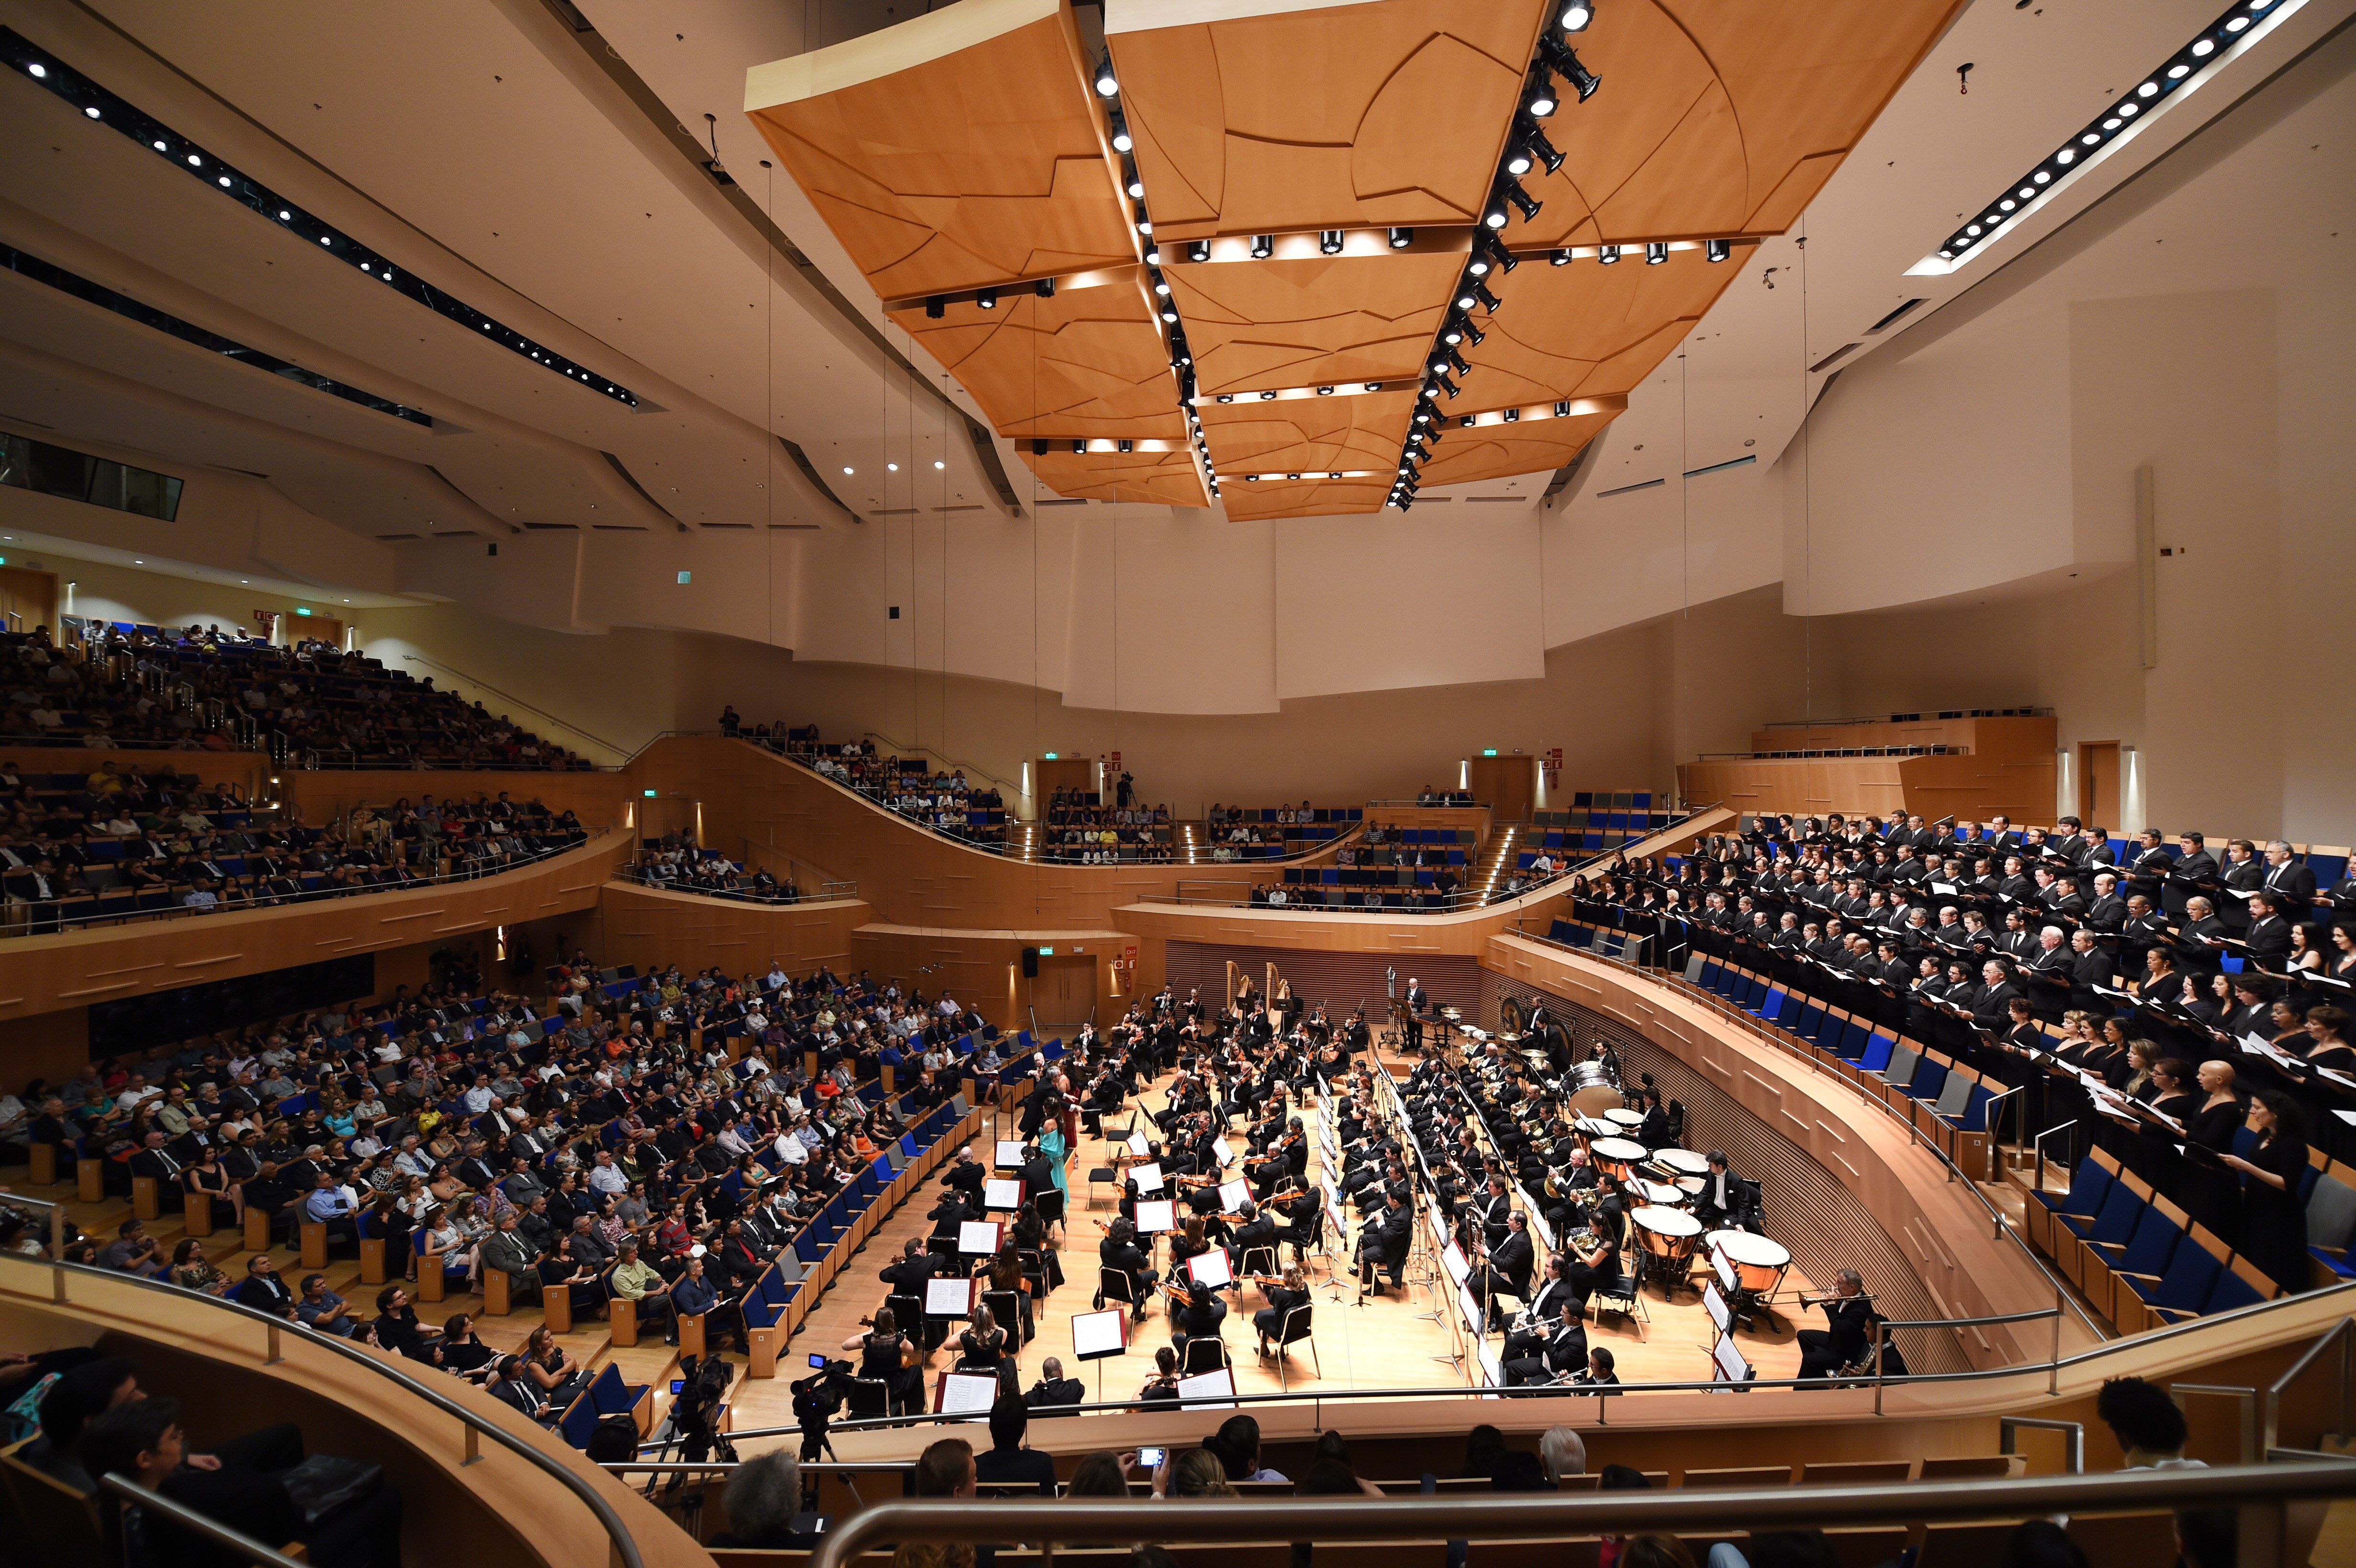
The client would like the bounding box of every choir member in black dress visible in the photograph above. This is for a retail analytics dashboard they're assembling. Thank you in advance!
[2218,1091,2311,1296]
[2181,1061,2247,1240]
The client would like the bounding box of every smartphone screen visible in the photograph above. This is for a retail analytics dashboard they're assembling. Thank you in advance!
[1136,1447,1167,1469]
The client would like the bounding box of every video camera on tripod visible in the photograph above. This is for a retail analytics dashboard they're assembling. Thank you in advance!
[665,1353,737,1465]
[790,1354,857,1461]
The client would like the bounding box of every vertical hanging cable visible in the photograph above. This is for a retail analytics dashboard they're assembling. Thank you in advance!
[763,160,775,650]
[1679,338,1690,805]
[1798,216,1814,724]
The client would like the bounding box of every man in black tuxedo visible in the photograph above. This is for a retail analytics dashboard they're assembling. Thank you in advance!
[1023,1357,1085,1416]
[1970,959,2025,1029]
[1501,1255,1576,1361]
[2260,842,2317,907]
[2241,894,2293,963]
[1354,1187,1411,1294]
[1691,1152,1743,1230]
[2176,895,2226,969]
[1796,1269,1875,1378]
[2170,832,2220,915]
[1469,1211,1535,1328]
[1504,1300,1588,1387]
[1403,977,1428,1051]
[2082,872,2128,934]
[879,1236,937,1297]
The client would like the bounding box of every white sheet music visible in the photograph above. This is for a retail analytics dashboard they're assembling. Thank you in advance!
[1710,1243,1736,1294]
[1070,1308,1126,1360]
[1712,1336,1751,1386]
[924,1276,973,1317]
[958,1220,1002,1255]
[1187,1250,1234,1288]
[1134,1198,1177,1234]
[982,1178,1023,1210]
[1703,1281,1730,1335]
[1175,1367,1237,1410]
[1218,1177,1251,1214]
[1131,1161,1165,1195]
[1212,1137,1235,1165]
[1458,1282,1486,1337]
[939,1371,1000,1420]
[1443,1241,1472,1287]
[1126,1131,1151,1158]
[994,1140,1026,1168]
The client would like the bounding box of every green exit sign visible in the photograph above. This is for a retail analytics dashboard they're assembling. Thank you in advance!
[1482,748,1498,757]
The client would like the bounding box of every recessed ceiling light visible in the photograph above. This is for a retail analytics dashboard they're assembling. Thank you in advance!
[2192,38,2215,56]
[26,63,45,78]
[934,460,945,470]
[842,466,854,475]
[84,105,99,119]
[886,462,898,471]
[2168,63,2191,78]
[152,139,166,151]
[187,153,201,166]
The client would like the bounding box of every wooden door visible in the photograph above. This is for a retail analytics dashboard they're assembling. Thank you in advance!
[0,566,57,636]
[294,616,343,649]
[2079,742,2120,828]
[1468,755,1537,821]
[1034,757,1094,801]
[1031,954,1095,1029]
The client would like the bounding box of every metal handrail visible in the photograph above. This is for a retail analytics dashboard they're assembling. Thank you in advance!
[99,1472,307,1568]
[2265,1315,2355,1457]
[0,1189,68,1281]
[805,1462,2356,1568]
[0,1254,644,1568]
[1999,1415,2085,1474]
[614,865,862,906]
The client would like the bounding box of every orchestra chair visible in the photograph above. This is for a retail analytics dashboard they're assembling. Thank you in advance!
[1264,1301,1319,1392]
[1087,1165,1118,1209]
[299,1220,328,1271]
[76,1158,103,1203]
[1800,1460,1912,1484]
[982,1287,1029,1346]
[1179,1335,1229,1376]
[243,1206,272,1255]
[483,1269,513,1317]
[846,1379,888,1420]
[1096,1265,1140,1317]
[181,1184,214,1239]
[677,1307,708,1361]
[1587,1270,1646,1335]
[27,1143,55,1187]
[1035,1188,1065,1229]
[1240,1245,1277,1280]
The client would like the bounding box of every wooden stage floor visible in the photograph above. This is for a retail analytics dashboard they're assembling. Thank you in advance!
[722,1056,1809,1440]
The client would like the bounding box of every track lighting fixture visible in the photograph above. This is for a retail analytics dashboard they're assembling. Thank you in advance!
[1259,389,1277,399]
[1109,111,1132,154]
[1160,306,1178,322]
[1071,440,1087,455]
[1316,385,1334,395]
[1537,37,1602,102]
[1550,249,1574,266]
[1469,280,1502,314]
[1483,196,1510,230]
[1036,278,1055,297]
[1471,229,1517,276]
[1117,439,1134,453]
[1032,439,1049,456]
[1249,234,1274,259]
[1363,381,1383,392]
[1388,227,1415,249]
[1554,401,1571,417]
[1459,414,1476,428]
[1507,118,1566,177]
[977,289,998,309]
[1560,2,1593,31]
[1706,238,1730,262]
[1125,164,1145,199]
[1094,53,1118,98]
[1526,69,1559,118]
[1503,407,1520,422]
[924,296,945,319]
[1216,394,1234,403]
[1319,229,1344,255]
[1187,240,1210,263]
[1597,244,1621,265]
[1645,241,1668,265]
[1502,178,1542,223]
[1433,372,1461,399]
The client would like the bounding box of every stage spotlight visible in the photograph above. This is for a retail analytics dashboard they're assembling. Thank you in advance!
[1526,69,1558,118]
[1117,439,1134,453]
[1319,229,1345,255]
[1551,249,1574,266]
[1553,401,1571,417]
[1503,407,1520,422]
[1483,197,1510,230]
[924,296,945,319]
[1706,238,1731,262]
[977,289,998,309]
[1035,278,1055,298]
[1503,179,1542,223]
[1560,2,1592,31]
[1469,280,1502,314]
[1187,240,1211,263]
[1645,241,1667,265]
[1260,390,1277,400]
[1597,244,1620,265]
[1433,373,1461,399]
[1094,53,1118,97]
[1538,37,1602,102]
[1071,440,1088,455]
[1109,111,1132,153]
[1031,439,1049,456]
[1317,385,1334,395]
[1388,227,1415,249]
[1249,234,1274,259]
[1511,119,1566,176]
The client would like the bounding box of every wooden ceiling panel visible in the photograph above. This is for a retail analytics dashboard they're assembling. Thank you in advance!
[1017,446,1210,509]
[1164,252,1466,397]
[1412,410,1619,490]
[1455,245,1739,409]
[745,0,1138,300]
[883,268,1184,441]
[1105,0,1554,242]
[1505,0,1963,248]
[1220,477,1396,523]
[1197,389,1418,481]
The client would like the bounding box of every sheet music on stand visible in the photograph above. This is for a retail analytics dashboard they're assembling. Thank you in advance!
[1703,1281,1731,1337]
[1709,1242,1737,1295]
[1175,1367,1237,1410]
[1131,1162,1165,1195]
[1476,1345,1505,1396]
[924,1276,976,1318]
[982,1178,1024,1210]
[1126,1131,1152,1159]
[958,1220,1003,1255]
[1218,1178,1251,1214]
[1134,1198,1177,1235]
[1188,1249,1235,1289]
[1712,1335,1752,1389]
[1458,1281,1486,1339]
[1520,1189,1555,1252]
[994,1140,1027,1169]
[938,1371,1001,1420]
[1442,1241,1472,1288]
[1212,1137,1235,1166]
[1070,1308,1127,1362]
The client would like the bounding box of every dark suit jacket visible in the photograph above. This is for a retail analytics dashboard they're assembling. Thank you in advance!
[975,1445,1059,1495]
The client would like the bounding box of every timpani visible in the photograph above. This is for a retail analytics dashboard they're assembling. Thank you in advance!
[1631,1205,1703,1297]
[1604,1107,1647,1132]
[1708,1229,1791,1298]
[1656,1149,1712,1177]
[1589,1136,1649,1183]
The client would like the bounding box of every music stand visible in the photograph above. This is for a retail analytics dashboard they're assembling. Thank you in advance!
[1070,1307,1127,1404]
[982,1178,1025,1211]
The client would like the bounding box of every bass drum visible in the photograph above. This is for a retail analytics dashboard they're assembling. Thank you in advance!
[1568,1069,1622,1120]
[1500,995,1528,1037]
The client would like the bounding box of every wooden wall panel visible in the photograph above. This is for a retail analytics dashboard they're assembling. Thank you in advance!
[1745,717,2056,757]
[849,924,1127,1033]
[1164,938,1474,1025]
[1105,0,1552,241]
[0,829,627,1024]
[744,0,1137,299]
[1512,0,1965,247]
[1677,753,2058,826]
[592,882,870,981]
[1482,934,2089,1368]
[282,769,633,828]
[3,746,267,794]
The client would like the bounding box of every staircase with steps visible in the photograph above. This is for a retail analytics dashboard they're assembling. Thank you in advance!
[1472,822,1523,904]
[1006,819,1044,860]
[1173,820,1206,864]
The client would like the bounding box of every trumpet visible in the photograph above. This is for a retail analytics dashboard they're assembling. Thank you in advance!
[1798,1290,1875,1310]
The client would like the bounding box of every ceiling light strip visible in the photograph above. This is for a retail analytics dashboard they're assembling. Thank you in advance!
[0,244,431,426]
[0,27,640,409]
[1920,0,2302,273]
